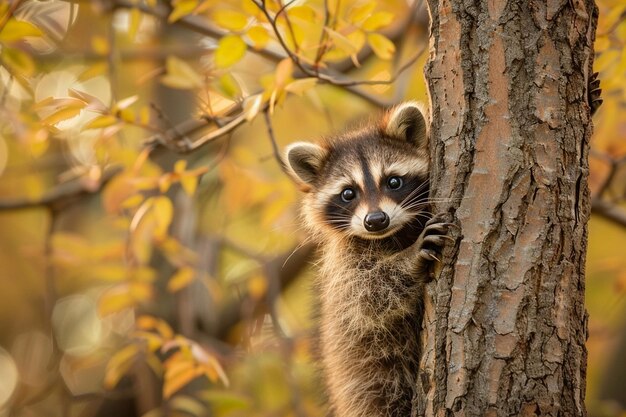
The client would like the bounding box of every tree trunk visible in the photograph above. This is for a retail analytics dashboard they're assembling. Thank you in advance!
[416,0,598,415]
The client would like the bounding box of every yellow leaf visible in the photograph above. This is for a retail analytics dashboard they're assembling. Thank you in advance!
[161,56,203,89]
[167,267,196,292]
[218,73,241,99]
[247,25,270,50]
[121,193,145,209]
[128,8,142,40]
[152,196,173,239]
[158,174,172,193]
[40,107,83,126]
[84,115,118,130]
[275,58,293,88]
[99,286,135,315]
[174,160,187,173]
[78,62,108,81]
[164,360,197,399]
[137,315,174,340]
[0,47,35,77]
[180,174,198,196]
[0,19,43,42]
[104,344,139,389]
[367,33,395,60]
[118,109,135,124]
[215,35,247,68]
[129,282,153,301]
[326,27,359,55]
[348,1,376,23]
[103,173,140,214]
[131,266,156,283]
[168,0,198,22]
[91,264,128,282]
[133,331,163,352]
[287,5,316,20]
[213,9,248,31]
[285,78,317,96]
[361,11,394,31]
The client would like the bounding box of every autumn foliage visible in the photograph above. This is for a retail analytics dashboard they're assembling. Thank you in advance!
[0,0,625,416]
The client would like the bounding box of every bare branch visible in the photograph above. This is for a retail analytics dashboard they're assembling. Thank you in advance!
[263,109,289,175]
[592,199,626,228]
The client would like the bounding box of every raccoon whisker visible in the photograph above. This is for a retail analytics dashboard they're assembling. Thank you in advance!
[389,186,429,218]
[398,183,429,206]
[398,188,431,210]
[280,237,316,270]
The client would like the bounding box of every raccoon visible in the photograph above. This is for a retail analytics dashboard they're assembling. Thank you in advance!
[284,102,453,417]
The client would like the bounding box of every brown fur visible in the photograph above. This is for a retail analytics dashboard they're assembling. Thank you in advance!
[285,103,448,417]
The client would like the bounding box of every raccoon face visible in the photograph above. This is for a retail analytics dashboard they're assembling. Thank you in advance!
[285,102,430,244]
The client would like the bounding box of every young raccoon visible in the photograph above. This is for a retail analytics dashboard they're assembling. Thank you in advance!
[284,102,453,417]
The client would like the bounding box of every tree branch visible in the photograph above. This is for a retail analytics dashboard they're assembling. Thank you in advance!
[591,199,626,228]
[0,168,119,210]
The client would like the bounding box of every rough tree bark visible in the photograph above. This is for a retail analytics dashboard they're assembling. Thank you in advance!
[416,0,598,415]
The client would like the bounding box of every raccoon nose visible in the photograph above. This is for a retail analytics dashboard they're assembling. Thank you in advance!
[364,211,390,232]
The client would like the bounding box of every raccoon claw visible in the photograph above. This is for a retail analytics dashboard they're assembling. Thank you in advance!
[589,72,603,116]
[415,214,456,265]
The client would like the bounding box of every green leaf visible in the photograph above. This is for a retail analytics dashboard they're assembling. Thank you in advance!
[215,35,247,68]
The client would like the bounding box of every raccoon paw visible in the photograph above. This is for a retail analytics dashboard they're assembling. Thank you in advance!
[589,71,603,116]
[415,213,456,264]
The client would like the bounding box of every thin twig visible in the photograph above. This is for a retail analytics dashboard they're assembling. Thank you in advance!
[263,109,289,175]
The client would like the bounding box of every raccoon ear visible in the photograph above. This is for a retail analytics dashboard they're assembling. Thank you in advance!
[284,142,328,189]
[384,102,428,148]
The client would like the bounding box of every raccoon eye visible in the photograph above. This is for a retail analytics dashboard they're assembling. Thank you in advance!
[341,188,356,202]
[387,176,403,190]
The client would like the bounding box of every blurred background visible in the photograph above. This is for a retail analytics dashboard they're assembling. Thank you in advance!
[0,0,624,416]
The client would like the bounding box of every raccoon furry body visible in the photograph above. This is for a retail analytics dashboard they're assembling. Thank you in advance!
[284,103,452,417]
